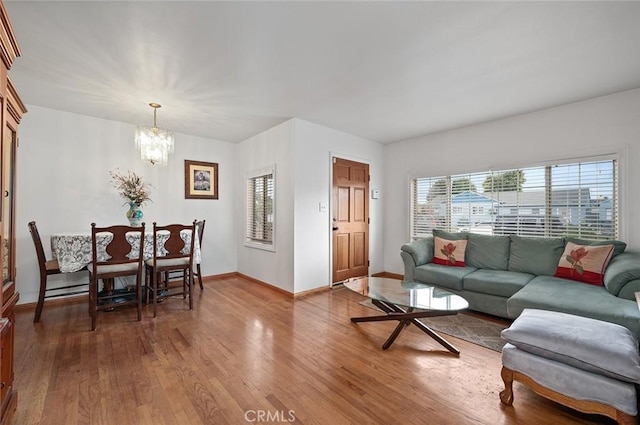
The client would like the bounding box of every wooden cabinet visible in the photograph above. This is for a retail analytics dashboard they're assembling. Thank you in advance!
[0,1,26,424]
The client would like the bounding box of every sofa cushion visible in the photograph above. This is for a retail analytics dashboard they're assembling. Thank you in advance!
[414,263,477,291]
[506,275,640,336]
[567,237,626,258]
[508,235,565,276]
[459,291,511,317]
[554,241,614,286]
[502,308,640,384]
[465,233,510,270]
[463,269,534,298]
[603,252,640,298]
[401,238,433,266]
[432,236,467,267]
[502,343,638,416]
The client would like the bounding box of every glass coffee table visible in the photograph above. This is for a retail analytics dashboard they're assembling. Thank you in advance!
[344,276,469,354]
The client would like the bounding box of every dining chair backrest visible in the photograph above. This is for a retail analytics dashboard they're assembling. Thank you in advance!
[90,223,145,273]
[27,221,50,277]
[152,221,197,264]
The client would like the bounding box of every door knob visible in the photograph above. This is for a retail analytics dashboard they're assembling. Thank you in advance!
[332,226,339,231]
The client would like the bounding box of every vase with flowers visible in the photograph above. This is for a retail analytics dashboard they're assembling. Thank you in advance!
[110,169,152,227]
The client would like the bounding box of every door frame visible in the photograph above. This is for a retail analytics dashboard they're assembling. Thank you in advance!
[328,151,372,287]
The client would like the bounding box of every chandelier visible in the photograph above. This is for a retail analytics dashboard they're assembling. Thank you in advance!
[135,102,175,165]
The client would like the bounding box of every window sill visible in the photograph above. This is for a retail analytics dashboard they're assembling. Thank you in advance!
[244,241,276,252]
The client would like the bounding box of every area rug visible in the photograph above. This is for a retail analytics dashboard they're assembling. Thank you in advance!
[358,300,508,352]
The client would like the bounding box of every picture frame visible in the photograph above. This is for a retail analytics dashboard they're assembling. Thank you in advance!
[184,160,218,199]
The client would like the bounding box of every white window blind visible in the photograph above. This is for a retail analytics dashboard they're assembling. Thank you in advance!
[410,159,617,241]
[246,169,274,247]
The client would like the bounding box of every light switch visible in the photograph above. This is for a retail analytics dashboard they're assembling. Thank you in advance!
[319,202,327,212]
[371,189,380,199]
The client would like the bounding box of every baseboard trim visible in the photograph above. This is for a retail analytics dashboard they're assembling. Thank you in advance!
[293,286,330,298]
[235,273,294,298]
[204,272,237,282]
[16,271,405,311]
[15,293,88,313]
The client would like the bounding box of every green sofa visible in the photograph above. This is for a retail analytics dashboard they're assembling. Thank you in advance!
[400,231,640,336]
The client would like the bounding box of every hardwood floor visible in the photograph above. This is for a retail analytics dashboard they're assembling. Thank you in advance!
[14,275,615,425]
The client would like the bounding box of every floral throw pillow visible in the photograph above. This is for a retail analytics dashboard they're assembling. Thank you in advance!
[432,236,468,267]
[554,242,615,286]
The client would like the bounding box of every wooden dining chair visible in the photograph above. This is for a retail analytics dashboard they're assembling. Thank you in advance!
[88,223,145,331]
[145,221,196,318]
[28,221,89,323]
[165,219,205,290]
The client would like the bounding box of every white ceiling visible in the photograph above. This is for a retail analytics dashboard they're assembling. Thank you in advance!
[5,1,640,144]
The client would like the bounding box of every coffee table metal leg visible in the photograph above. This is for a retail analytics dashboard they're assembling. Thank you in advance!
[351,299,461,354]
[382,319,411,350]
[410,318,460,355]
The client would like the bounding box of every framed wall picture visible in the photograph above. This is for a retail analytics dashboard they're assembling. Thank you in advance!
[184,160,218,199]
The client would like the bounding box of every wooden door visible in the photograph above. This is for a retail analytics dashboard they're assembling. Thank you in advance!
[332,158,369,283]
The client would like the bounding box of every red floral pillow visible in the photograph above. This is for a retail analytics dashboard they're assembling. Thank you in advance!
[432,236,468,267]
[554,242,614,286]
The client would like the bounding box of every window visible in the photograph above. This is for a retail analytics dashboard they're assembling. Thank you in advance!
[246,167,275,250]
[410,158,618,241]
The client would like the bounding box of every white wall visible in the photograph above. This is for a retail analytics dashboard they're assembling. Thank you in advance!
[293,119,384,293]
[20,88,636,300]
[16,106,237,304]
[383,88,640,276]
[17,109,382,301]
[235,118,383,294]
[236,119,296,292]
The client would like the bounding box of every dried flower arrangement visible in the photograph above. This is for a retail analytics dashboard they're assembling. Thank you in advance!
[109,169,152,206]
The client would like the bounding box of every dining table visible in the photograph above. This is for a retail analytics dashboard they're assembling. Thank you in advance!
[50,229,201,273]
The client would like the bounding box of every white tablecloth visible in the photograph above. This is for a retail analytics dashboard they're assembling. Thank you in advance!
[51,230,201,273]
